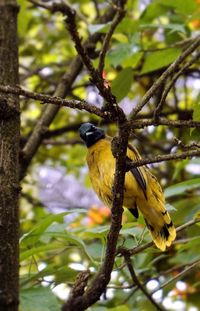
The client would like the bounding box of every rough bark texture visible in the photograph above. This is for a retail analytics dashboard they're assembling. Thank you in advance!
[0,1,20,310]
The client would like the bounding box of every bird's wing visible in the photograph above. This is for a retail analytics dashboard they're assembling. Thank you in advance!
[126,144,147,199]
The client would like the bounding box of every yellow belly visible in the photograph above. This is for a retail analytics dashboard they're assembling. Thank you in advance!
[87,139,140,209]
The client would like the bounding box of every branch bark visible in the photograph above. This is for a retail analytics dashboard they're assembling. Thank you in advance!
[62,124,129,311]
[126,149,200,169]
[130,35,200,118]
[0,85,108,118]
[0,1,20,310]
[118,218,200,256]
[124,254,165,311]
[19,0,120,180]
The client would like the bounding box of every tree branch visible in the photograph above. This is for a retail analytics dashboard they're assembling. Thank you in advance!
[130,35,200,119]
[48,0,126,120]
[129,118,200,129]
[19,1,120,179]
[151,260,200,295]
[154,50,200,120]
[126,149,200,169]
[124,254,165,311]
[2,82,199,131]
[98,1,126,75]
[0,84,108,118]
[118,218,200,256]
[62,124,129,311]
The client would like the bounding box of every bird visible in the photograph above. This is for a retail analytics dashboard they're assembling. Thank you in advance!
[79,122,176,251]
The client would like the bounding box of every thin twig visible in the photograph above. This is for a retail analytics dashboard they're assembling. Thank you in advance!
[124,254,165,311]
[49,1,126,120]
[151,260,200,295]
[118,218,200,256]
[174,138,200,150]
[42,139,83,146]
[126,149,200,169]
[20,0,121,180]
[98,2,126,75]
[129,118,200,129]
[28,0,49,9]
[130,35,200,119]
[92,0,100,19]
[160,258,200,276]
[154,50,200,119]
[57,3,115,104]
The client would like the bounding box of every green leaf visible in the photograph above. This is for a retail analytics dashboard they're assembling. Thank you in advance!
[122,52,143,68]
[20,227,94,263]
[138,296,159,311]
[141,48,181,74]
[86,225,110,239]
[172,159,189,180]
[108,306,130,311]
[139,23,186,34]
[20,210,86,247]
[158,0,197,15]
[20,243,64,261]
[20,264,77,287]
[165,203,177,212]
[111,67,133,102]
[42,229,94,262]
[20,213,67,247]
[192,94,200,121]
[108,44,136,67]
[120,222,143,236]
[178,236,200,251]
[20,287,60,311]
[140,2,167,21]
[172,198,200,224]
[18,0,32,36]
[165,178,200,198]
[88,23,110,34]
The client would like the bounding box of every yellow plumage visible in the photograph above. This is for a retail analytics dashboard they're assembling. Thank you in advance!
[79,123,176,251]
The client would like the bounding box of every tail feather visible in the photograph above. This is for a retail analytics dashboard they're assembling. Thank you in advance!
[140,168,176,251]
[145,212,176,251]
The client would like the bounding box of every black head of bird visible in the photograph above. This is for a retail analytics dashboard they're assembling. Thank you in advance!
[79,123,105,148]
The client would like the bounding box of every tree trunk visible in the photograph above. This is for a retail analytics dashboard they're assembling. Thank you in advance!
[0,1,20,310]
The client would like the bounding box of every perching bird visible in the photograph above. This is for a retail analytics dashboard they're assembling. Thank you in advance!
[79,123,176,251]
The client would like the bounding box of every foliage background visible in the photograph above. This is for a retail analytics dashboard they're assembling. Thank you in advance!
[18,0,200,310]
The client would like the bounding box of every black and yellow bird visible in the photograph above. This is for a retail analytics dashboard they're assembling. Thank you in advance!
[79,123,176,251]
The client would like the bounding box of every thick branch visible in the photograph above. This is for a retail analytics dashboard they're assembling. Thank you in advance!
[62,125,129,311]
[0,85,108,118]
[2,84,199,130]
[19,1,119,179]
[0,1,20,310]
[49,1,126,120]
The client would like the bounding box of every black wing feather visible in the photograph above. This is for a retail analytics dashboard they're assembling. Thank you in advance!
[126,156,147,200]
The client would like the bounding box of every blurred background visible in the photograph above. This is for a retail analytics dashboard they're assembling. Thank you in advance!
[19,0,200,310]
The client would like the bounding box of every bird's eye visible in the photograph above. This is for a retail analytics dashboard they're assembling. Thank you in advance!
[86,131,93,136]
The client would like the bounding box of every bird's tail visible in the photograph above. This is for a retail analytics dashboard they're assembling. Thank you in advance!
[144,209,176,251]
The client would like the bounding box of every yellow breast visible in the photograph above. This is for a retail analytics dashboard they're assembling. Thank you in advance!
[86,138,144,208]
